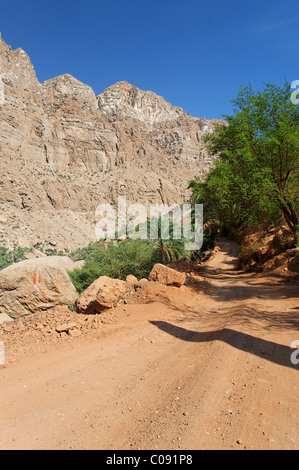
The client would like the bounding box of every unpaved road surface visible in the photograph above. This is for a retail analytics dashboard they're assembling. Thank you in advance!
[0,240,298,450]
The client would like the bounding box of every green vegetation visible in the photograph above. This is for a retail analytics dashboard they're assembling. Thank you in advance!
[68,214,216,294]
[0,246,31,270]
[0,223,215,294]
[0,245,67,272]
[68,237,189,294]
[189,82,299,243]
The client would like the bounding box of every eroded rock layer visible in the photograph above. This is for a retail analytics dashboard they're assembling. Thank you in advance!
[0,34,222,250]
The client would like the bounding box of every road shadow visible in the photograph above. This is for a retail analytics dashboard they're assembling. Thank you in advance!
[190,257,299,302]
[150,321,299,371]
[140,280,299,332]
[190,240,299,301]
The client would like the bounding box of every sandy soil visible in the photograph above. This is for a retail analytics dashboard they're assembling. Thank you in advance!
[0,239,298,450]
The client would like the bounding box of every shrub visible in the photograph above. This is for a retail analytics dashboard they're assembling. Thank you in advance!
[68,237,190,294]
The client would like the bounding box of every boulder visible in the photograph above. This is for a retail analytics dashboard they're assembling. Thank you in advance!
[0,256,78,319]
[148,264,186,286]
[126,274,138,285]
[267,226,295,257]
[262,248,299,275]
[76,276,127,314]
[240,226,296,269]
[262,251,291,272]
[138,278,149,287]
[56,322,79,334]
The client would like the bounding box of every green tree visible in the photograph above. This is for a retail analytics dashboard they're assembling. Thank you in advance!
[189,82,299,240]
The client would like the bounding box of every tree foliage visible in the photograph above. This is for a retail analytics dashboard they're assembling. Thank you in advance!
[189,82,299,239]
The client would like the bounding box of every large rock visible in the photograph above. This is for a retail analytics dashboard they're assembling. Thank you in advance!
[76,276,128,314]
[262,247,299,275]
[287,249,299,275]
[0,256,78,319]
[241,226,296,269]
[148,264,186,286]
[267,226,295,256]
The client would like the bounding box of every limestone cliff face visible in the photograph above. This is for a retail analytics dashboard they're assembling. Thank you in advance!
[98,80,186,124]
[0,34,223,250]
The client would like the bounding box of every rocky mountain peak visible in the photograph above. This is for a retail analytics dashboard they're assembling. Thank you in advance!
[97,80,186,125]
[0,36,39,92]
[0,34,222,251]
[42,74,98,110]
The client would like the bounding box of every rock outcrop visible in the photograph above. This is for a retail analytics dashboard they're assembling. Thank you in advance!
[0,256,78,319]
[148,263,186,286]
[288,249,299,275]
[239,226,296,273]
[75,276,128,314]
[0,34,224,251]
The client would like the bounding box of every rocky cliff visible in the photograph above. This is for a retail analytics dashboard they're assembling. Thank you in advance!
[0,34,222,250]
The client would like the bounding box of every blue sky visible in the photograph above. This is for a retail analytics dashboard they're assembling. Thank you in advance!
[1,0,298,119]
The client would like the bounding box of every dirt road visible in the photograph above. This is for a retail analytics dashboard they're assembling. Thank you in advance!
[0,240,298,450]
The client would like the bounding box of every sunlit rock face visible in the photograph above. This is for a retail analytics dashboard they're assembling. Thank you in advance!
[0,34,224,250]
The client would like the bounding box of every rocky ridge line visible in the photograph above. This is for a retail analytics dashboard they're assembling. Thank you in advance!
[0,34,224,250]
